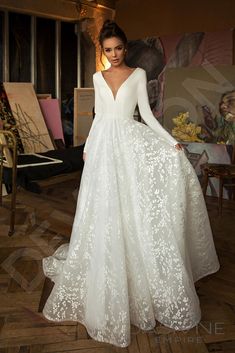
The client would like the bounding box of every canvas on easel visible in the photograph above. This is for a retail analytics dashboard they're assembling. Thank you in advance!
[3,82,54,153]
[38,98,65,143]
[74,88,94,146]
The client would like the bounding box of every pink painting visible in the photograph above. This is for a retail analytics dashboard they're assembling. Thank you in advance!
[39,99,65,143]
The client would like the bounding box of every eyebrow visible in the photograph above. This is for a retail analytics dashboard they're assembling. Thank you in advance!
[104,44,124,50]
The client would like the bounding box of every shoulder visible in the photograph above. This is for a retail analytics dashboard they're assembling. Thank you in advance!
[136,67,145,73]
[92,71,102,86]
[93,71,101,79]
[136,67,146,75]
[135,67,147,81]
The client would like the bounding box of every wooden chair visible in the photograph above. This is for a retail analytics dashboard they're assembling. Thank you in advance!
[201,146,235,215]
[1,129,84,236]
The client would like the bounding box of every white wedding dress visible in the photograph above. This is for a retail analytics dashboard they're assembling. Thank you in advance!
[42,68,220,347]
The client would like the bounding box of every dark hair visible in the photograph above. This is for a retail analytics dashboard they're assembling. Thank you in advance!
[99,20,127,47]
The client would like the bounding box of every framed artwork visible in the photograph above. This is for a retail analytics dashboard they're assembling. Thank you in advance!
[73,88,94,146]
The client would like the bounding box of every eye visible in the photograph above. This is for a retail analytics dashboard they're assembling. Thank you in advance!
[104,48,111,52]
[116,46,123,50]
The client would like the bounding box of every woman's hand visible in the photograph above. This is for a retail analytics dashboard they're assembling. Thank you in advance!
[174,143,184,151]
[83,152,86,161]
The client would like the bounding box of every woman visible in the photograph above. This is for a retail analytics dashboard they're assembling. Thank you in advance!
[42,20,220,347]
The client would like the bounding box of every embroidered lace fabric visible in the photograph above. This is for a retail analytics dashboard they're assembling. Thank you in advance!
[42,68,220,347]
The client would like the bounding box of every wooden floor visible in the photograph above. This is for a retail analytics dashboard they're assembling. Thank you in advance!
[0,175,235,353]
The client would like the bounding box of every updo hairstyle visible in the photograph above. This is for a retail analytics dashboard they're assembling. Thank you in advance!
[99,20,127,48]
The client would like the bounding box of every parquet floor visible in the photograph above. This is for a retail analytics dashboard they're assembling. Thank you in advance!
[0,175,235,353]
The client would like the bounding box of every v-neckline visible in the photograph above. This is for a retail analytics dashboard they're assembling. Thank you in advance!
[100,68,138,101]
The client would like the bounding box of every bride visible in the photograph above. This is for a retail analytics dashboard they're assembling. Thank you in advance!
[42,20,220,348]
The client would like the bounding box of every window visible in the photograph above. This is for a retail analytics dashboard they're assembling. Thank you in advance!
[9,12,31,82]
[61,22,78,100]
[36,17,55,96]
[0,12,80,100]
[0,11,4,82]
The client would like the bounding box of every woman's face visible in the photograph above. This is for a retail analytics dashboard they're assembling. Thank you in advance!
[102,37,126,67]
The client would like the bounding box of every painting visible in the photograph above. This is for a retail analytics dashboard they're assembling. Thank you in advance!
[74,88,94,146]
[0,83,24,154]
[3,82,54,153]
[163,65,235,145]
[39,98,65,143]
[125,29,233,122]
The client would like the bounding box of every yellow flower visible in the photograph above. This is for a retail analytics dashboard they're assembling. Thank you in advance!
[172,125,203,142]
[172,112,189,126]
[171,112,203,142]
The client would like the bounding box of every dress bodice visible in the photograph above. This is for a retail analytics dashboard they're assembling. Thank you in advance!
[95,68,141,119]
[84,67,177,153]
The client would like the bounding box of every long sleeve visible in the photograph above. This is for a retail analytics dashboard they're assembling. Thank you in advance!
[137,69,178,146]
[83,73,101,153]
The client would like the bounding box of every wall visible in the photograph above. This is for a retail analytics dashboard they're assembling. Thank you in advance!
[115,0,235,38]
[0,0,79,21]
[0,0,115,21]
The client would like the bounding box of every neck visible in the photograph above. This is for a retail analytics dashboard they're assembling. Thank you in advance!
[109,62,127,71]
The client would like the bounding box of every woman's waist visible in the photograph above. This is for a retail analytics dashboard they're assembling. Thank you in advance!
[97,113,134,120]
